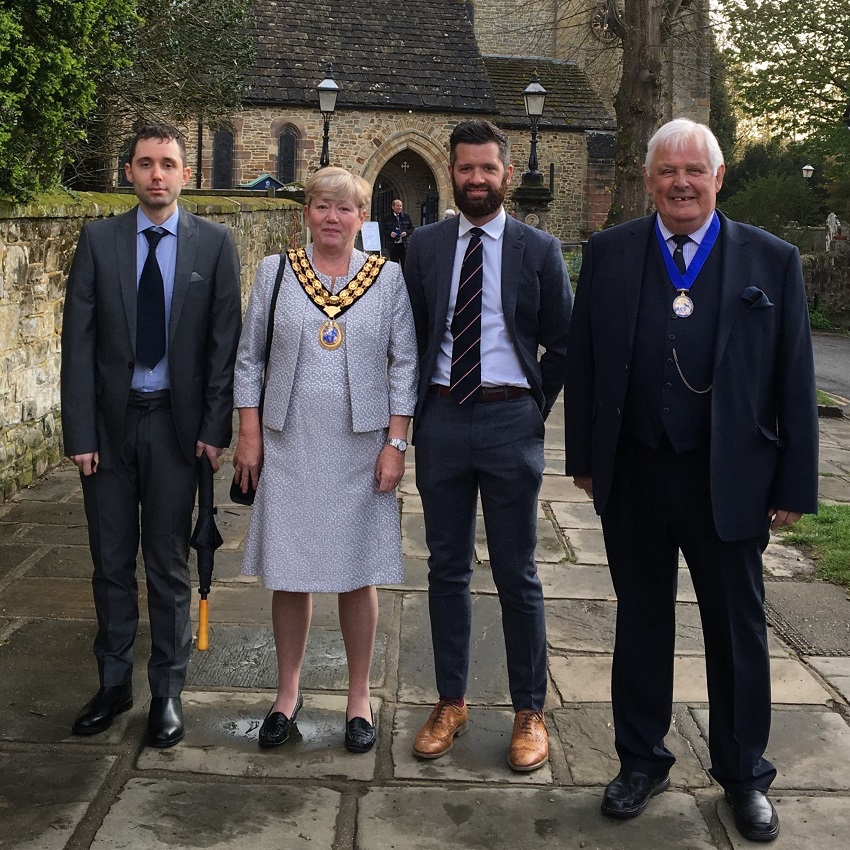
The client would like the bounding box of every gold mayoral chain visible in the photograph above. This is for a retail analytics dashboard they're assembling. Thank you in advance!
[286,249,386,349]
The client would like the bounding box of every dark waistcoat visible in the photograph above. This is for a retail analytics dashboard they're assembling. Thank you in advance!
[624,229,722,452]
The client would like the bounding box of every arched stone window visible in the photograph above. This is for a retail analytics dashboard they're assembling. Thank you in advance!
[278,126,299,184]
[212,129,234,189]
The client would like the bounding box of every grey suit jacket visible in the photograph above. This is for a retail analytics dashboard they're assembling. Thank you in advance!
[565,212,819,541]
[61,205,242,467]
[234,251,418,432]
[404,214,572,425]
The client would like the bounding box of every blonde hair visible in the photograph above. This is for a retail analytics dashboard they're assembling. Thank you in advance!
[305,167,371,210]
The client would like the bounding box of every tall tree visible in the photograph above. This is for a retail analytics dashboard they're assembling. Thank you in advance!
[0,0,134,199]
[720,0,849,161]
[66,0,254,189]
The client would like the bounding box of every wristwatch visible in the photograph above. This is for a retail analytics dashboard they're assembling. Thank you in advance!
[386,437,408,452]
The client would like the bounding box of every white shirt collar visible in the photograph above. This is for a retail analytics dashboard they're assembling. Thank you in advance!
[457,207,506,240]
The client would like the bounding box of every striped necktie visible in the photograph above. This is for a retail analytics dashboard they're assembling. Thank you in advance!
[450,227,484,405]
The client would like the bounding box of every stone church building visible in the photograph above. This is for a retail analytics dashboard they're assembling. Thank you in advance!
[188,0,710,242]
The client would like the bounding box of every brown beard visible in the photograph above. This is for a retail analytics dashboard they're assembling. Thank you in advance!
[452,175,508,219]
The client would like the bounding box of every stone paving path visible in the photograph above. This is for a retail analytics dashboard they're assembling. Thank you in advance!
[1,405,849,850]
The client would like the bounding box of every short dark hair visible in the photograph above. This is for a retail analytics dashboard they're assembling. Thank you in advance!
[127,123,187,165]
[449,120,510,169]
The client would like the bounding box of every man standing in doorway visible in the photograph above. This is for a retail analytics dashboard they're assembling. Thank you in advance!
[383,198,414,268]
[61,123,241,748]
[565,118,818,842]
[405,119,571,772]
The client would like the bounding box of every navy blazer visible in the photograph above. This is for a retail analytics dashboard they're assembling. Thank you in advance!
[404,214,572,425]
[565,212,819,542]
[61,206,242,467]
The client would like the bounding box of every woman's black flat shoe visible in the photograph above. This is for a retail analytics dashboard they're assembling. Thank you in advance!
[345,713,376,753]
[258,693,303,748]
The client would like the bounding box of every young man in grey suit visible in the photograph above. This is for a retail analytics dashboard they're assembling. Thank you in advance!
[405,120,572,772]
[61,123,241,748]
[565,119,818,842]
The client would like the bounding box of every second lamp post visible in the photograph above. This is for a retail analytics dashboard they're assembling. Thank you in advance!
[316,62,339,169]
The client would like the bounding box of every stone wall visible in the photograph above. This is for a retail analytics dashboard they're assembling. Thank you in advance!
[803,248,850,321]
[0,193,301,502]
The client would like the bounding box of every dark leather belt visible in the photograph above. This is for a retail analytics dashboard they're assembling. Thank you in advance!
[428,384,532,403]
[128,389,171,410]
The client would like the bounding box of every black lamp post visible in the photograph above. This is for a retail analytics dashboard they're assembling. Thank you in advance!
[316,62,339,168]
[522,73,547,185]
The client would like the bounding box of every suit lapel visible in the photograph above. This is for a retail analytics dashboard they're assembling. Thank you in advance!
[713,213,750,371]
[434,217,459,338]
[500,216,524,332]
[117,208,139,353]
[623,216,653,355]
[170,208,198,342]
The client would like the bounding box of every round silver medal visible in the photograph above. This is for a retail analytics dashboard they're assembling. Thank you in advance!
[672,292,694,318]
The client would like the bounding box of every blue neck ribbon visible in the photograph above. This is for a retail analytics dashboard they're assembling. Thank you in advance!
[654,212,720,292]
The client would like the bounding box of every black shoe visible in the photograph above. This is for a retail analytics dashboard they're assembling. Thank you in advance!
[146,697,184,748]
[725,790,779,842]
[72,684,133,736]
[601,769,671,819]
[258,693,303,748]
[345,712,376,754]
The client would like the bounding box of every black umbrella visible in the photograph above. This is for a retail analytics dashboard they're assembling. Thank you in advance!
[190,454,223,651]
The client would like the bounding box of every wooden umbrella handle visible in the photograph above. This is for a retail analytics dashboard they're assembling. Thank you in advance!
[197,598,210,651]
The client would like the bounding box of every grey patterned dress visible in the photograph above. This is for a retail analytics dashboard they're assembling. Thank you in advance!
[234,247,418,592]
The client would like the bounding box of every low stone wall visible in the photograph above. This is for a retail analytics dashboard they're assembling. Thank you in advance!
[0,192,302,502]
[802,247,850,324]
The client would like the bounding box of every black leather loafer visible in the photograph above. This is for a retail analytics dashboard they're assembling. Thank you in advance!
[72,683,133,736]
[147,697,184,748]
[601,769,670,819]
[345,713,376,754]
[725,790,779,842]
[258,693,303,748]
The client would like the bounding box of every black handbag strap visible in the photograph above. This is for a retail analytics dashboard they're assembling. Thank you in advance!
[258,253,286,418]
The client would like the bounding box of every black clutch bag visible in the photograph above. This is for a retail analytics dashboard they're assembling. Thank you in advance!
[229,252,286,507]
[229,477,257,506]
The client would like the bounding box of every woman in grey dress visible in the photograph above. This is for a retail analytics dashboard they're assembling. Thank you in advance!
[232,168,417,753]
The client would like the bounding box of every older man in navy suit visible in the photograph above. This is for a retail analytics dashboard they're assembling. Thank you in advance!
[565,118,818,842]
[405,120,571,773]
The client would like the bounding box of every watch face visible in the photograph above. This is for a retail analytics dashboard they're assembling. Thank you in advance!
[389,438,408,452]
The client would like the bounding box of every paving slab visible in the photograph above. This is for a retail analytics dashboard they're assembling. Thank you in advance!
[475,516,567,564]
[384,557,497,594]
[0,618,151,743]
[398,593,510,705]
[356,787,717,850]
[805,656,850,702]
[565,527,609,565]
[5,465,80,502]
[138,691,378,780]
[763,543,818,578]
[539,475,593,502]
[392,705,553,784]
[187,624,389,690]
[693,708,850,791]
[8,522,91,546]
[817,474,850,503]
[0,576,102,619]
[551,705,710,788]
[765,581,850,656]
[0,501,88,526]
[90,778,340,850]
[0,749,116,850]
[550,500,602,530]
[0,543,42,582]
[715,794,850,850]
[550,656,832,704]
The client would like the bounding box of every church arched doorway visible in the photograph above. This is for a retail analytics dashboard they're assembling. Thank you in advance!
[371,150,441,247]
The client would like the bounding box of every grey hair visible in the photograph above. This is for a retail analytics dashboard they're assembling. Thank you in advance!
[645,119,725,176]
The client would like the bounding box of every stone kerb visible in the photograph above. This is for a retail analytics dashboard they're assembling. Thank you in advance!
[0,193,300,503]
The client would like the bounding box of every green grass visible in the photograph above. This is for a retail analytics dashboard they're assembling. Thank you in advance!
[778,503,850,587]
[817,389,842,407]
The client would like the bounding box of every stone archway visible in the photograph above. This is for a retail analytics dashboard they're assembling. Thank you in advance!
[363,130,452,228]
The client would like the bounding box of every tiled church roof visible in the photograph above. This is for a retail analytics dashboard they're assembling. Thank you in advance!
[246,0,497,113]
[482,56,615,131]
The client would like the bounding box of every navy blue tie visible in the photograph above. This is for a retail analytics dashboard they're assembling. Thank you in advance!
[672,234,690,275]
[136,228,166,369]
[450,227,484,404]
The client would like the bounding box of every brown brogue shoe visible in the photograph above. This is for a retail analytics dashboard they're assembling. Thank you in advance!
[508,709,548,772]
[412,700,468,759]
